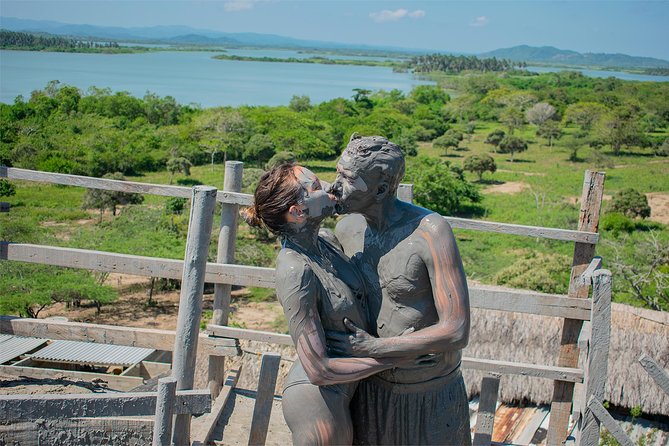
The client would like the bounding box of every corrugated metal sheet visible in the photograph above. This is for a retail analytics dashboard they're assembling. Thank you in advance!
[0,334,48,365]
[30,340,154,367]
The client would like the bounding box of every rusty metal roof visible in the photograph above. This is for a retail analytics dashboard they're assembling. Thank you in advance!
[0,334,48,365]
[30,340,154,367]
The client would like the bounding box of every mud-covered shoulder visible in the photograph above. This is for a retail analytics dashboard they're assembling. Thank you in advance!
[275,248,318,306]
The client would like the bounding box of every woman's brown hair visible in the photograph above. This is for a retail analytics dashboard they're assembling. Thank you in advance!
[241,163,302,234]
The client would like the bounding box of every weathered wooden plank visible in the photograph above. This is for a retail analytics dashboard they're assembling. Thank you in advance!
[574,257,603,289]
[548,170,605,446]
[192,369,241,445]
[0,418,154,446]
[171,186,217,445]
[577,270,612,446]
[0,316,236,357]
[445,217,599,244]
[152,377,177,446]
[248,353,281,446]
[0,389,211,420]
[462,357,583,383]
[1,243,276,288]
[469,285,592,321]
[515,406,550,445]
[207,324,583,382]
[210,161,244,400]
[0,364,144,391]
[1,166,253,205]
[586,397,634,446]
[638,354,669,396]
[208,325,293,345]
[473,374,501,446]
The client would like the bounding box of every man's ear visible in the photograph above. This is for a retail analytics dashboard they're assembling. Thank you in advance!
[375,181,389,202]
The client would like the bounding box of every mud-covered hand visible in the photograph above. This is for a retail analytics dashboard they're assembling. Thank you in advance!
[325,318,380,357]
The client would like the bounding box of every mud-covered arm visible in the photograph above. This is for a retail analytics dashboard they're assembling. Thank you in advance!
[276,250,400,385]
[334,215,470,358]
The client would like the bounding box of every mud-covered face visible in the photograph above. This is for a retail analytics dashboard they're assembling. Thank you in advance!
[331,155,380,214]
[292,166,337,221]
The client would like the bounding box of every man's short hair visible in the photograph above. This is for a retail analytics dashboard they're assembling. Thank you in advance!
[342,134,405,194]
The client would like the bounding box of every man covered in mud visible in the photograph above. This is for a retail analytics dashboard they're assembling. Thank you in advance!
[327,134,472,445]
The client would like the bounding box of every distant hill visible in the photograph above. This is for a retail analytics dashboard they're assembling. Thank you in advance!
[481,45,669,69]
[0,17,425,55]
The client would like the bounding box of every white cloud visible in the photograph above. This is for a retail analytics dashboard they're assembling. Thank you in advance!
[370,9,425,23]
[409,10,426,19]
[224,0,259,12]
[470,16,490,27]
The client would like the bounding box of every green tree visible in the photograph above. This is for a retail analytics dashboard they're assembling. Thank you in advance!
[166,156,192,184]
[498,135,528,162]
[596,107,643,155]
[266,151,297,169]
[82,172,145,220]
[464,154,497,181]
[536,121,562,148]
[289,95,312,112]
[484,129,506,152]
[404,156,481,216]
[243,133,275,165]
[433,129,464,156]
[609,188,651,219]
[499,106,525,134]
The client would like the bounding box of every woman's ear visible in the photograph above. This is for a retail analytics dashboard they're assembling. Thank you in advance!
[286,204,305,223]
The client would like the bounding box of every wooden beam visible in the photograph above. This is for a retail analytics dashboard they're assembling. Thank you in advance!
[462,357,583,383]
[473,374,501,446]
[586,397,634,446]
[207,324,584,383]
[638,354,669,396]
[1,166,253,206]
[171,186,217,445]
[0,316,236,357]
[577,270,612,446]
[0,389,211,420]
[2,243,591,320]
[210,161,244,400]
[248,353,281,446]
[1,243,275,288]
[3,166,599,243]
[0,364,144,391]
[469,284,592,320]
[152,377,177,446]
[445,217,599,244]
[191,369,241,445]
[548,170,605,446]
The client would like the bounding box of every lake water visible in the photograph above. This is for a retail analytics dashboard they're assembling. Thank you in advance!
[526,65,669,82]
[0,49,428,108]
[2,49,667,108]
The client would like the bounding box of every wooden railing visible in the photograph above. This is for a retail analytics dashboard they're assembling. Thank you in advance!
[0,164,610,446]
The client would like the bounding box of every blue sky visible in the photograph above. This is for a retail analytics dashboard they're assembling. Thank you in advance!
[2,1,668,60]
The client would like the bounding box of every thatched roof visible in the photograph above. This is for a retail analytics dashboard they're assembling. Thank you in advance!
[463,303,669,415]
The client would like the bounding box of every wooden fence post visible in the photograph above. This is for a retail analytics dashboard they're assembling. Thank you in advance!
[577,269,612,446]
[171,186,218,446]
[152,376,177,446]
[473,374,501,446]
[547,170,605,446]
[209,161,244,399]
[248,353,281,446]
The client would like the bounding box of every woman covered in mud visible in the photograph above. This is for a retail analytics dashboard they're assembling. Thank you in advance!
[242,163,413,445]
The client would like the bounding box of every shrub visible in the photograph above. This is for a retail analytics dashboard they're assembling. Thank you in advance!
[494,252,571,294]
[404,156,481,216]
[165,197,187,215]
[266,151,297,170]
[600,212,636,235]
[464,154,497,181]
[609,188,651,219]
[0,179,16,198]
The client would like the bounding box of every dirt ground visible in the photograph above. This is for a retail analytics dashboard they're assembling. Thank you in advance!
[483,181,530,194]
